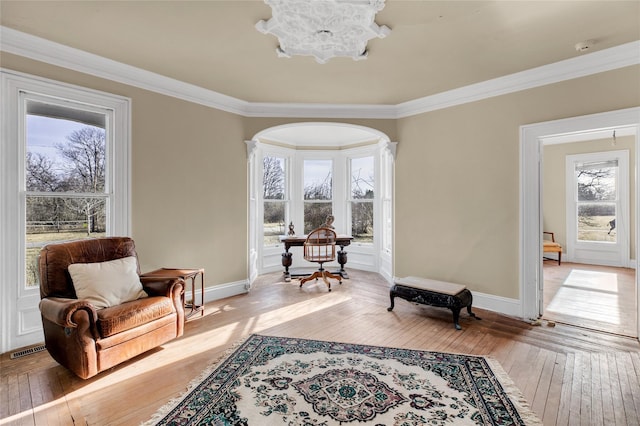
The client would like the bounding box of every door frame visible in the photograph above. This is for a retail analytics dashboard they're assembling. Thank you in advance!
[520,107,640,341]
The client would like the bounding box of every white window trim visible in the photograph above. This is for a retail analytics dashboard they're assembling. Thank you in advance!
[259,144,293,244]
[565,150,630,266]
[346,146,378,247]
[0,69,131,352]
[299,153,338,235]
[253,141,389,275]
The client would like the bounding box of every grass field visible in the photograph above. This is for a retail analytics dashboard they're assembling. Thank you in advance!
[577,215,616,242]
[25,231,105,287]
[263,222,373,245]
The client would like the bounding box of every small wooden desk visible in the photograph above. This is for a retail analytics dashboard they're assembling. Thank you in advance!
[142,268,205,319]
[279,235,353,282]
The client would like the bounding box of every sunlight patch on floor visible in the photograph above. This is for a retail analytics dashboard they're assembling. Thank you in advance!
[546,269,621,325]
[60,291,352,401]
[560,269,619,292]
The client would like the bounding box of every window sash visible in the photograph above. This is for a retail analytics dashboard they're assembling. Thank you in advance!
[263,199,287,246]
[2,70,131,293]
[350,199,374,244]
[257,145,389,257]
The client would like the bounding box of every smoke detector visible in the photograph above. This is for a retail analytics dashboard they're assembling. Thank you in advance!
[575,39,596,52]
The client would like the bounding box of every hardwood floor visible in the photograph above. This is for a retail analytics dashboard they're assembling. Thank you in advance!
[543,262,638,337]
[2,270,639,425]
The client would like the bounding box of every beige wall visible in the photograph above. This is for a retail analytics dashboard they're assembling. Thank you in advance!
[543,136,636,260]
[2,52,248,286]
[396,65,640,299]
[2,50,639,301]
[131,95,246,285]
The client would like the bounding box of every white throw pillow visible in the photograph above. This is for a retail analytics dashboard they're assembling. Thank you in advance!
[68,256,148,309]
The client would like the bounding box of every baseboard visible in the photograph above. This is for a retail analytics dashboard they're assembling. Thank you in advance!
[563,256,637,269]
[471,291,522,318]
[194,277,524,320]
[185,279,250,305]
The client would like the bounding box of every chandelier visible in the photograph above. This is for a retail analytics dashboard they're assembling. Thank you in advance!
[256,0,391,64]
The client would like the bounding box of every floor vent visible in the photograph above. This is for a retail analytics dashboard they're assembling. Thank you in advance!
[10,345,46,359]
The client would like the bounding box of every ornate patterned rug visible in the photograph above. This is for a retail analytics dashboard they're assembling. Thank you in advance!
[145,334,541,425]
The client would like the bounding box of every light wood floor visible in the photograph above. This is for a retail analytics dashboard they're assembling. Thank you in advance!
[543,262,638,337]
[2,270,640,425]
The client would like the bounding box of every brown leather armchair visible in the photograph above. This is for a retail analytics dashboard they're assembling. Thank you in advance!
[38,237,185,379]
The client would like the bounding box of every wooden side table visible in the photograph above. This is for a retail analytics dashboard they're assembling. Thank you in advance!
[142,268,205,319]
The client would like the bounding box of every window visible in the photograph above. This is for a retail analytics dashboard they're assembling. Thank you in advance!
[575,159,618,242]
[25,100,110,286]
[263,156,287,245]
[303,159,333,233]
[349,156,374,243]
[249,130,395,280]
[564,150,629,268]
[1,70,130,351]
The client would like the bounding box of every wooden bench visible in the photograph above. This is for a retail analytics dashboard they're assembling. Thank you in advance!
[387,276,480,330]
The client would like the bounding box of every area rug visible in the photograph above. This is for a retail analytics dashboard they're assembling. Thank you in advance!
[144,334,541,425]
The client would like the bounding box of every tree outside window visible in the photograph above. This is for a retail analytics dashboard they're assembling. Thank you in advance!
[350,156,374,243]
[304,159,332,233]
[263,156,287,245]
[575,160,617,242]
[25,106,108,286]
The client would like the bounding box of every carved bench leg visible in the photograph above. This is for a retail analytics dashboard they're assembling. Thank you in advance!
[451,307,463,330]
[467,305,480,320]
[387,292,396,311]
[465,291,481,321]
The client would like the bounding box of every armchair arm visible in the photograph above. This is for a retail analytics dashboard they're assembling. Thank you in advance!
[140,276,185,337]
[39,297,101,379]
[39,297,98,328]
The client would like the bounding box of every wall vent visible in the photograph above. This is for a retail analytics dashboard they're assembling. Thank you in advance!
[10,344,46,359]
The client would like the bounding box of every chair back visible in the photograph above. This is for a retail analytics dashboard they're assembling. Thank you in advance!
[38,237,140,299]
[304,227,337,264]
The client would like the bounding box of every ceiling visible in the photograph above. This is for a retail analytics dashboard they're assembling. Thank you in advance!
[256,122,386,147]
[1,1,639,106]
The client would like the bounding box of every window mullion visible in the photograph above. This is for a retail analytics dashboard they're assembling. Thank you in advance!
[26,191,110,198]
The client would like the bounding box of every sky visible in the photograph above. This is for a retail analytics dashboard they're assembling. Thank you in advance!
[27,115,89,170]
[304,159,332,188]
[303,158,374,186]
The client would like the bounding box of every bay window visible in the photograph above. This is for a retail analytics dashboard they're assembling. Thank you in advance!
[252,137,394,278]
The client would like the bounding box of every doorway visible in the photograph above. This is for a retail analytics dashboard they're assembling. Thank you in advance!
[542,140,636,336]
[541,137,636,336]
[520,107,640,341]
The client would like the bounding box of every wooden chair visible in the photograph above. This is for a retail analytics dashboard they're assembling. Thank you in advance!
[299,227,342,291]
[543,231,562,265]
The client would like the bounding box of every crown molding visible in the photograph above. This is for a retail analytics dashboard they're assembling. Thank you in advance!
[244,102,397,119]
[1,26,638,119]
[0,26,249,116]
[396,40,640,118]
